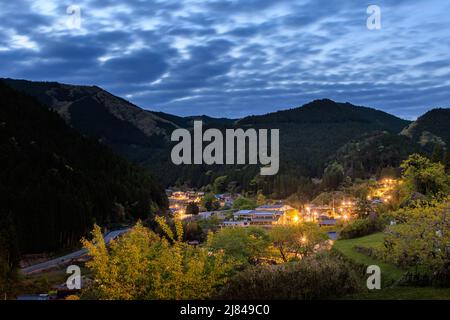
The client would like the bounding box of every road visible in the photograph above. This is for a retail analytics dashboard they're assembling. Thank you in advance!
[21,228,129,275]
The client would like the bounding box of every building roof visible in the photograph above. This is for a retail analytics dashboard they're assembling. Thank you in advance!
[234,210,254,215]
[252,210,279,216]
[234,210,280,216]
[318,219,337,225]
[256,204,284,209]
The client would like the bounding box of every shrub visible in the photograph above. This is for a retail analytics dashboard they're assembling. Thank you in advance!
[216,253,361,300]
[383,200,450,287]
[270,223,329,262]
[83,220,235,300]
[339,218,384,239]
[185,202,199,215]
[207,227,270,265]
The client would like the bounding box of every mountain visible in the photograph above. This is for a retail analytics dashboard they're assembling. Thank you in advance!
[400,108,450,149]
[0,81,168,255]
[239,99,409,131]
[237,99,411,177]
[1,78,424,197]
[329,131,422,178]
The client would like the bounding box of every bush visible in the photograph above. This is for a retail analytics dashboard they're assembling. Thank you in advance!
[207,227,270,265]
[383,200,450,287]
[83,220,235,300]
[232,197,257,210]
[339,218,384,239]
[183,221,206,242]
[216,253,361,299]
[185,202,199,215]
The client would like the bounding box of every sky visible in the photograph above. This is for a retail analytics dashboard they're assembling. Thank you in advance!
[0,0,449,120]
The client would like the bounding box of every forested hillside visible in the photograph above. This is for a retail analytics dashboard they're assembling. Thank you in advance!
[400,108,450,149]
[0,82,168,256]
[3,78,447,200]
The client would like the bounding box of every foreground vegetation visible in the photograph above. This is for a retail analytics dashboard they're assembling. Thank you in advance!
[334,232,450,300]
[2,152,448,300]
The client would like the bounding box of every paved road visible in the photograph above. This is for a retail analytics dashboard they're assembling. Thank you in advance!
[21,228,129,275]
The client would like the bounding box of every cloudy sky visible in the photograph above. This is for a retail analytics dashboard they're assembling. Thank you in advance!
[1,0,449,119]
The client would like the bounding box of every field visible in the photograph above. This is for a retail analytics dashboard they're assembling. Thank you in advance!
[333,233,450,300]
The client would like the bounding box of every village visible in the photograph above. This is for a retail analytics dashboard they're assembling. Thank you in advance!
[166,178,399,240]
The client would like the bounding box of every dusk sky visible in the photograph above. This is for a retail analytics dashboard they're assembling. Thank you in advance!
[1,0,449,119]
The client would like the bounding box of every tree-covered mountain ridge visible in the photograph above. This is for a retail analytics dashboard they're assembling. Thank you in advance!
[0,81,168,255]
[1,78,449,194]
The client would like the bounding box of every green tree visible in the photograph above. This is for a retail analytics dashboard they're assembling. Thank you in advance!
[201,193,220,211]
[185,202,199,215]
[384,199,450,286]
[213,176,228,194]
[444,151,450,173]
[269,223,328,262]
[355,199,373,219]
[431,144,444,163]
[217,253,361,300]
[256,192,266,206]
[322,162,344,190]
[207,227,271,265]
[232,196,257,210]
[0,212,20,299]
[83,220,234,300]
[400,153,449,198]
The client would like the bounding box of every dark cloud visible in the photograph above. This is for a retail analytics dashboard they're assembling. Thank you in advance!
[0,0,449,119]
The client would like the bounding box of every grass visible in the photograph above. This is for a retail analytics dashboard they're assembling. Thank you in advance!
[333,232,450,300]
[13,265,91,298]
[333,232,403,286]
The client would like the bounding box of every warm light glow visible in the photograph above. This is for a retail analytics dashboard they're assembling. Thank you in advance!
[293,215,299,223]
[301,236,307,243]
[343,214,349,220]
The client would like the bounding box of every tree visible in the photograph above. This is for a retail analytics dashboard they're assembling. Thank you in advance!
[82,220,234,300]
[322,162,344,190]
[400,154,449,199]
[431,143,444,163]
[269,223,328,262]
[207,227,271,264]
[201,193,220,211]
[380,166,398,179]
[0,212,20,299]
[384,199,450,286]
[185,202,199,215]
[444,151,450,173]
[355,199,372,219]
[216,253,360,300]
[256,192,266,206]
[213,176,228,194]
[232,196,257,210]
